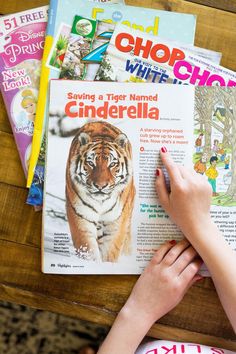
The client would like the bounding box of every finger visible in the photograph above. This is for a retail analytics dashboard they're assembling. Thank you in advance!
[155,168,170,210]
[160,147,182,184]
[189,274,204,287]
[179,258,203,285]
[151,240,177,265]
[171,246,198,275]
[162,238,190,266]
[182,274,204,294]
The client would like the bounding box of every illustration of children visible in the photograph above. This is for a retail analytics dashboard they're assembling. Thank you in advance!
[21,89,37,122]
[224,155,230,169]
[195,133,204,153]
[205,156,219,196]
[194,153,207,175]
[218,143,226,161]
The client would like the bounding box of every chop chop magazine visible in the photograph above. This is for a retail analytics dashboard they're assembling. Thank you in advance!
[43,81,236,274]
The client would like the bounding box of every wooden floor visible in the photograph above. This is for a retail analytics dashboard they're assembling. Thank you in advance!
[0,0,236,350]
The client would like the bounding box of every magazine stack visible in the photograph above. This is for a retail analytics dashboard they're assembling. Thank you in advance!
[0,0,235,274]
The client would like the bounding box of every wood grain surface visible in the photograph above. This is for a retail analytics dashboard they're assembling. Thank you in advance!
[186,0,236,13]
[0,0,236,349]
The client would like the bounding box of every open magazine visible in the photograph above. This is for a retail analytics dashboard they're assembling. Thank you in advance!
[42,81,236,274]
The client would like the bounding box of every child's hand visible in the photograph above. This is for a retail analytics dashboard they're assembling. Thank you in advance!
[155,148,212,237]
[123,239,202,327]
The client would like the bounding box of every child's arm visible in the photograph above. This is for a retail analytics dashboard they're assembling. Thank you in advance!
[156,149,236,333]
[97,240,203,354]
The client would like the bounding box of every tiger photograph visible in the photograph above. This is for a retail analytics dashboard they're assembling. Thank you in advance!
[65,121,136,262]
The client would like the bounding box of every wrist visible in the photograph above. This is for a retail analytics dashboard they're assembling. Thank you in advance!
[97,304,149,354]
[121,298,158,332]
[182,215,224,258]
[180,213,213,242]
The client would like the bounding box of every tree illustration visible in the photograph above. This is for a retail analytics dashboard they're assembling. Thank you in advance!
[195,87,214,156]
[212,89,233,149]
[224,88,236,201]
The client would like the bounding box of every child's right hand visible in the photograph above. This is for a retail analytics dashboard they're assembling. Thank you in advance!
[155,148,213,239]
[156,148,236,334]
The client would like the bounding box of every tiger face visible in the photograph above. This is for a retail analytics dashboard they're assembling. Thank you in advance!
[72,131,132,199]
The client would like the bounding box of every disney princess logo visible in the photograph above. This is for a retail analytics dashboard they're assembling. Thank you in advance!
[1,22,46,68]
[5,40,44,64]
[18,30,45,42]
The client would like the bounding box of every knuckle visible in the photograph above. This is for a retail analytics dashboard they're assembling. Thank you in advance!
[182,248,196,262]
[175,182,187,194]
[181,252,192,263]
[188,262,199,274]
[172,280,182,293]
[163,249,176,264]
[159,270,171,283]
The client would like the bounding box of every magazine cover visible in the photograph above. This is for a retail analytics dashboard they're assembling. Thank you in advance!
[0,6,48,177]
[95,24,236,85]
[43,81,236,274]
[27,0,197,190]
[136,341,236,354]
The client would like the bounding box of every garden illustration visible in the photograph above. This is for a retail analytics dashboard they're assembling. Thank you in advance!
[194,86,236,206]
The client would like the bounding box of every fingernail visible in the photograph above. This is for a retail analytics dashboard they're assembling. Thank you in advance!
[155,169,160,177]
[169,240,176,245]
[161,146,167,153]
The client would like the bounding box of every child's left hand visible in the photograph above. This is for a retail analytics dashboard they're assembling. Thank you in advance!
[98,240,203,354]
[123,239,203,328]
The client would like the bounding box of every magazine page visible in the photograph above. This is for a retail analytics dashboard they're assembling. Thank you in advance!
[43,81,236,274]
[95,24,236,85]
[27,0,197,191]
[43,81,195,274]
[0,6,48,177]
[194,86,236,275]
